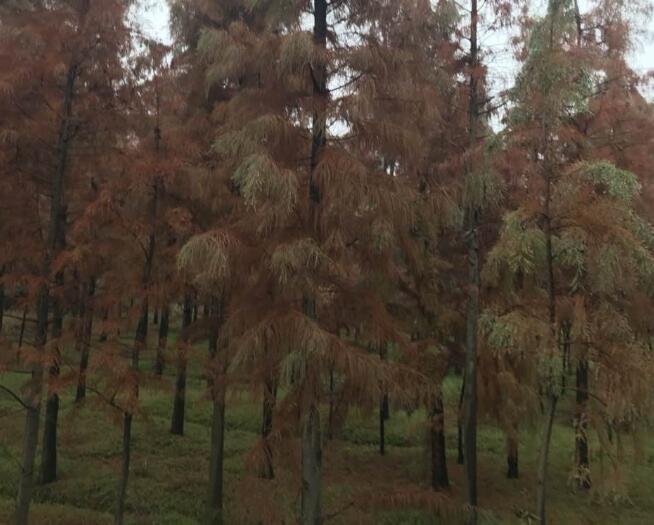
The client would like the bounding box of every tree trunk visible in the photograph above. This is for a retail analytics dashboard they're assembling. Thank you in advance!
[507,436,519,479]
[260,376,276,479]
[154,305,169,376]
[301,403,322,525]
[115,303,147,525]
[171,294,192,436]
[18,306,28,348]
[536,395,558,525]
[299,0,327,522]
[457,376,465,465]
[430,393,449,490]
[153,308,159,325]
[76,278,95,402]
[463,2,480,523]
[0,281,5,334]
[379,344,388,455]
[15,55,79,524]
[115,167,159,525]
[327,367,335,441]
[41,271,64,484]
[206,296,226,524]
[575,358,591,489]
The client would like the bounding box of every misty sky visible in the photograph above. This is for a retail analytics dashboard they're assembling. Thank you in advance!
[136,0,654,98]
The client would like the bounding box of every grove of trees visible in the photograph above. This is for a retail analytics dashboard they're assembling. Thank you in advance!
[1,0,654,524]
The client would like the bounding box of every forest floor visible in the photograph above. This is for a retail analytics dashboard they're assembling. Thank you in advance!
[1,328,653,524]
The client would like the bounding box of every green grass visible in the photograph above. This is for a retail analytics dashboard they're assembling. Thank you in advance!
[1,340,653,524]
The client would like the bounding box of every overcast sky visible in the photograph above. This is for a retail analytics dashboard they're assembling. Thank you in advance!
[135,0,654,98]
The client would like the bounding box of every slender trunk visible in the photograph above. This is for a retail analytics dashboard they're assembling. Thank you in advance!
[76,278,95,401]
[507,435,519,479]
[0,281,4,334]
[193,303,198,323]
[41,270,64,484]
[575,358,591,489]
[379,344,388,455]
[154,305,169,376]
[115,171,159,525]
[327,367,335,441]
[115,303,147,525]
[536,395,558,524]
[18,306,28,348]
[537,12,560,512]
[206,296,226,525]
[171,295,192,436]
[260,376,276,479]
[15,55,79,524]
[463,2,480,522]
[300,1,327,523]
[153,308,159,325]
[458,376,465,465]
[301,403,322,525]
[430,392,449,490]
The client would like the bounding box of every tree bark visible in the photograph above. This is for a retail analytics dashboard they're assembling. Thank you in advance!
[171,294,193,436]
[259,376,276,479]
[575,358,591,489]
[41,269,64,484]
[154,305,169,376]
[18,306,27,348]
[206,296,226,525]
[300,1,327,523]
[430,392,449,490]
[115,170,159,524]
[0,280,5,334]
[536,395,558,524]
[75,278,95,402]
[507,436,519,479]
[462,1,480,522]
[301,403,322,525]
[379,344,388,456]
[15,56,79,524]
[458,376,465,465]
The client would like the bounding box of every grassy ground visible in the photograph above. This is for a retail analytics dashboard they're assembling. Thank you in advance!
[1,327,653,524]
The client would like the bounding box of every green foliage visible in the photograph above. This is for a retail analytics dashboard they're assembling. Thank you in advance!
[232,153,298,213]
[579,161,641,202]
[483,211,546,288]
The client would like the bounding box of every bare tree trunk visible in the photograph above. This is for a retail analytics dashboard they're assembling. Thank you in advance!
[115,168,159,525]
[379,344,388,456]
[154,305,169,376]
[171,294,192,436]
[300,1,327,522]
[41,270,64,484]
[536,395,558,524]
[457,376,465,465]
[15,291,47,525]
[76,278,95,402]
[153,308,159,325]
[206,296,226,525]
[327,367,335,441]
[0,279,5,334]
[575,358,591,488]
[260,376,276,479]
[463,2,480,522]
[430,391,449,490]
[507,435,519,479]
[18,306,28,348]
[15,54,79,524]
[301,403,322,525]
